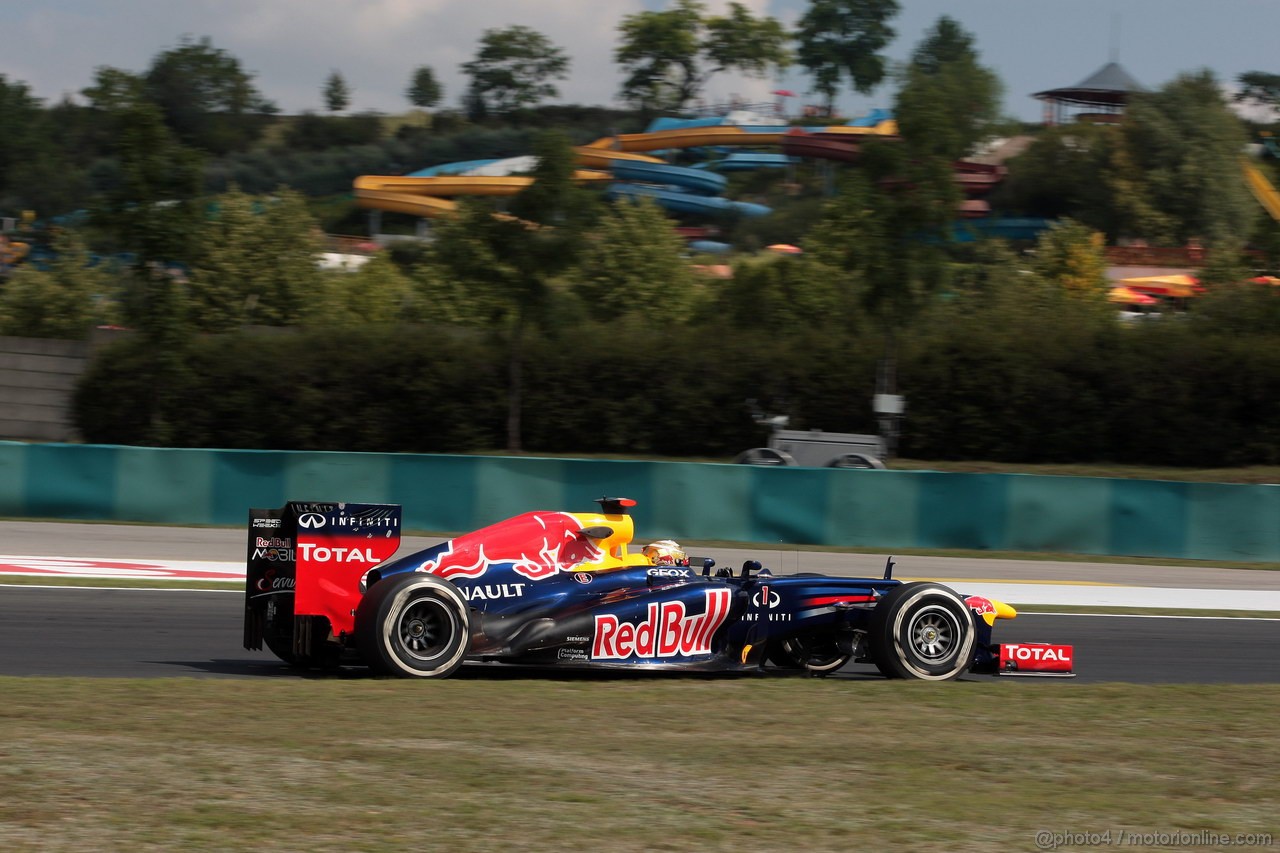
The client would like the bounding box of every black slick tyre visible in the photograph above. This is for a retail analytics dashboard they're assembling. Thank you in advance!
[870,582,975,681]
[355,573,471,678]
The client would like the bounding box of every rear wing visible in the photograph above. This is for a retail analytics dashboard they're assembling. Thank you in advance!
[244,502,403,650]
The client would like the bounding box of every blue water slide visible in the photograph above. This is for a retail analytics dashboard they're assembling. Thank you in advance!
[611,160,728,195]
[848,108,894,127]
[645,115,729,132]
[407,159,500,178]
[608,183,771,217]
[701,152,793,171]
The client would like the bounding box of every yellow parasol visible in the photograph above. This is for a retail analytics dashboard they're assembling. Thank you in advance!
[1119,274,1201,298]
[1109,286,1157,305]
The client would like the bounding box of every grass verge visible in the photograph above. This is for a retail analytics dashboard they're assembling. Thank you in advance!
[0,677,1275,851]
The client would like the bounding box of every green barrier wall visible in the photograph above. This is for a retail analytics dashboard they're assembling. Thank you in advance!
[2,442,1278,561]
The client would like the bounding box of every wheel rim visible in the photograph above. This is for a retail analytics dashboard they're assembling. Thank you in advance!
[908,605,959,661]
[395,598,456,663]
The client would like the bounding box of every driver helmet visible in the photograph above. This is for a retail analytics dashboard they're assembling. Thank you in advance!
[643,539,688,567]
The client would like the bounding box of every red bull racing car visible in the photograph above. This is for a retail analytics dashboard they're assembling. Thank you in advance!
[244,498,1074,681]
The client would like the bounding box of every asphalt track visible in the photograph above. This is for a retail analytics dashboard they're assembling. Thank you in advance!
[1,585,1277,684]
[1,520,1278,684]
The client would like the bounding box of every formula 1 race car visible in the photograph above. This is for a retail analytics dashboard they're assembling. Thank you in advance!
[243,498,1074,681]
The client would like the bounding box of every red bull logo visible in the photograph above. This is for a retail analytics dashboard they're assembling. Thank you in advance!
[965,595,997,617]
[592,588,732,660]
[418,512,605,581]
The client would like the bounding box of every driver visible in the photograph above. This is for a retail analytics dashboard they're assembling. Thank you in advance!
[642,539,689,567]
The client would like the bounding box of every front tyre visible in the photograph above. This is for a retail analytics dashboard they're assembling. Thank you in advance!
[870,582,975,681]
[355,573,471,678]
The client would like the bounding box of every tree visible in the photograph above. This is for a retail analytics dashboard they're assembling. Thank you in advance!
[712,254,854,333]
[1235,71,1280,109]
[189,186,325,331]
[144,35,277,154]
[460,25,570,116]
[306,254,415,326]
[1000,123,1115,227]
[0,75,48,195]
[573,197,698,322]
[1030,219,1110,302]
[894,16,1003,164]
[615,0,790,113]
[1117,70,1253,247]
[95,96,205,269]
[426,130,598,449]
[406,66,443,109]
[0,75,85,216]
[323,70,350,113]
[81,66,148,113]
[795,0,900,112]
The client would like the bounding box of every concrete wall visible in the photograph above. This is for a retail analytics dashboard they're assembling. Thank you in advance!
[0,336,88,442]
[2,441,1277,562]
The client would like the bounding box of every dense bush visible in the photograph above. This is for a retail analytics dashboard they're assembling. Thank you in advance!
[74,327,507,452]
[72,289,1280,466]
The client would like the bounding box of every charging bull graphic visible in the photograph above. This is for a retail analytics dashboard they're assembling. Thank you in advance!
[417,512,606,581]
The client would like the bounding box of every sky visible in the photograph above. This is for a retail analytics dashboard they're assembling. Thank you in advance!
[4,0,1280,124]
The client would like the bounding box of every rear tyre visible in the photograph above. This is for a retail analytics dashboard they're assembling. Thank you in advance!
[355,573,471,678]
[870,582,975,681]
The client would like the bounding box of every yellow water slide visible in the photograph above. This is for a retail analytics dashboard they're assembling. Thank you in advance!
[1242,157,1280,221]
[354,170,611,219]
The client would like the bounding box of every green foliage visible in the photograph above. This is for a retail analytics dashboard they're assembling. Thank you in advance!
[902,265,1121,462]
[572,197,699,322]
[894,16,1003,163]
[0,76,89,217]
[415,204,521,327]
[520,323,783,455]
[0,230,115,338]
[95,97,205,266]
[1235,71,1280,108]
[305,254,415,327]
[189,186,324,331]
[702,3,792,82]
[323,71,351,114]
[804,166,948,332]
[281,112,384,151]
[1030,219,1109,301]
[1190,282,1280,336]
[615,0,790,113]
[709,254,858,334]
[406,66,443,110]
[795,0,900,109]
[143,35,277,154]
[70,287,1280,465]
[461,26,570,116]
[1120,70,1253,247]
[998,124,1115,227]
[74,327,507,452]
